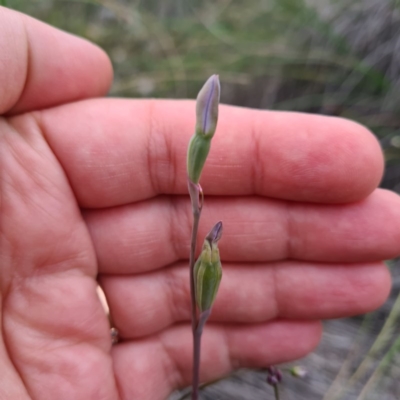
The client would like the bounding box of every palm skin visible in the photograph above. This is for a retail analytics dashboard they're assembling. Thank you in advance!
[1,7,400,400]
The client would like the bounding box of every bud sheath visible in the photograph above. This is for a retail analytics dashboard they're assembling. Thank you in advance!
[194,222,223,313]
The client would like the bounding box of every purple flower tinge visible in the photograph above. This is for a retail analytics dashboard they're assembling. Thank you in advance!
[266,366,283,386]
[187,75,221,183]
[205,221,223,244]
[195,74,220,137]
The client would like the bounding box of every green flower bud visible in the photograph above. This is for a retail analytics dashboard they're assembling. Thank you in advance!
[187,134,211,184]
[187,75,220,184]
[194,222,223,313]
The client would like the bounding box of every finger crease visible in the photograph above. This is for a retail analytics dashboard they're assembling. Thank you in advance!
[220,325,236,371]
[164,267,181,325]
[157,336,186,390]
[271,264,281,318]
[250,115,263,196]
[284,201,295,259]
[168,197,182,262]
[146,99,158,195]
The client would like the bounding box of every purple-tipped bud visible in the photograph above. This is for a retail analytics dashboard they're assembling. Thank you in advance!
[205,221,223,244]
[266,366,282,386]
[195,74,220,137]
[276,369,283,382]
[267,375,279,386]
[187,75,221,183]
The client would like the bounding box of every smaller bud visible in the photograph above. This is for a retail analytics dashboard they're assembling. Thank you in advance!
[187,75,220,184]
[266,366,282,386]
[205,220,223,243]
[194,222,223,313]
[267,375,279,386]
[276,369,283,382]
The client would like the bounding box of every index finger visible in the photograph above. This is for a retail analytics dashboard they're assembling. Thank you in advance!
[0,7,112,115]
[38,98,384,207]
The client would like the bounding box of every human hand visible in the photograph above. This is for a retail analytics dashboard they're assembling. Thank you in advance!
[1,7,399,400]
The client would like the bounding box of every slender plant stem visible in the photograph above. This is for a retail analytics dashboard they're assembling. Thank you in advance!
[192,310,211,400]
[325,290,400,400]
[273,385,280,400]
[349,291,400,384]
[188,179,204,400]
[188,180,203,330]
[356,333,400,400]
[177,378,220,400]
[190,209,200,400]
[191,312,202,399]
[325,266,400,400]
[322,313,374,400]
[189,208,200,331]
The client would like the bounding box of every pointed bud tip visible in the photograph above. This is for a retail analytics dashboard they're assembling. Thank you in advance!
[206,221,223,244]
[196,75,220,137]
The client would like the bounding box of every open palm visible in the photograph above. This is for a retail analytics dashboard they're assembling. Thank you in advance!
[1,7,400,400]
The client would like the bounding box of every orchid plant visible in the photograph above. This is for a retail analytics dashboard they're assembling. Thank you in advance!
[186,76,287,400]
[186,74,223,400]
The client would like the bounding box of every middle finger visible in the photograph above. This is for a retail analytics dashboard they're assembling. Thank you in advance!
[85,189,400,274]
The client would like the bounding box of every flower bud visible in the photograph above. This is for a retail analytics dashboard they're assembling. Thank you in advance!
[194,222,223,313]
[187,134,211,184]
[266,366,282,386]
[195,75,220,137]
[267,375,279,386]
[187,75,220,184]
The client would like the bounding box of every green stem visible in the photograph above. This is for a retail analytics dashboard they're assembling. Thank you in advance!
[188,179,204,400]
[189,212,200,332]
[322,313,374,400]
[356,333,400,400]
[188,180,203,331]
[345,291,400,392]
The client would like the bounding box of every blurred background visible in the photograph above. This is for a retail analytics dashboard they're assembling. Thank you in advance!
[4,0,400,398]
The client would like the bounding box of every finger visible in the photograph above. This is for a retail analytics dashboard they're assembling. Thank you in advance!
[0,300,31,400]
[4,273,119,400]
[0,7,112,115]
[112,321,322,400]
[39,98,383,207]
[101,261,389,339]
[85,189,400,274]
